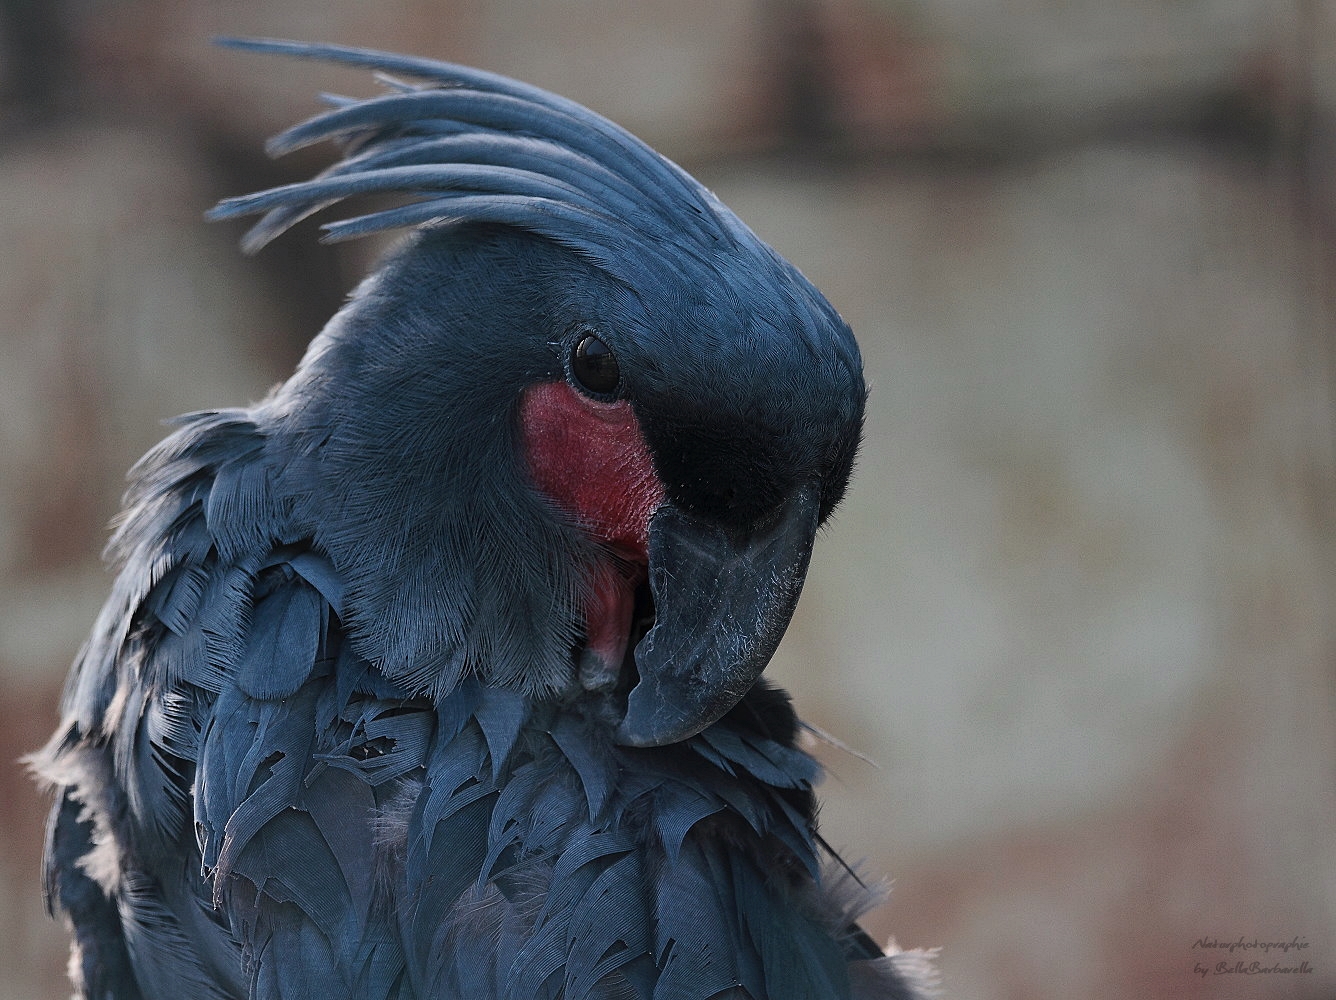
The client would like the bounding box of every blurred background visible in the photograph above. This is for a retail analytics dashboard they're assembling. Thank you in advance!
[1,1,1333,998]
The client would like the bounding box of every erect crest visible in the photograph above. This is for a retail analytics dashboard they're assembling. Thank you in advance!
[208,39,752,277]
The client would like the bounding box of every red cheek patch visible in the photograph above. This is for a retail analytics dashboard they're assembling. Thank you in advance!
[520,381,664,558]
[520,381,665,689]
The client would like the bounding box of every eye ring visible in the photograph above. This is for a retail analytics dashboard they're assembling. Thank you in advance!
[569,331,622,398]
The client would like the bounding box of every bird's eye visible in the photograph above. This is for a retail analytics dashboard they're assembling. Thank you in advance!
[570,332,621,397]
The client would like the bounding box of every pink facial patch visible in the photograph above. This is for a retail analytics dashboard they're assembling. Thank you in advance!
[520,381,665,689]
[520,381,664,558]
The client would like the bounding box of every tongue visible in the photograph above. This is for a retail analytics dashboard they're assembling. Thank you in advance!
[577,558,646,691]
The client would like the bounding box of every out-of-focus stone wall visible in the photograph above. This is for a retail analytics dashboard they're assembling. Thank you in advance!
[747,143,1336,999]
[2,2,1332,999]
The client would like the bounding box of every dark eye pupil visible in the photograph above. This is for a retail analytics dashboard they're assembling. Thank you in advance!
[571,333,620,396]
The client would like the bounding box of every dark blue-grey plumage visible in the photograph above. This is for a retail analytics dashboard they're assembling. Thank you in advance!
[34,40,937,1000]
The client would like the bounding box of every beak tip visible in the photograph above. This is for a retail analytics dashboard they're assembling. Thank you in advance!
[612,723,664,748]
[618,485,821,748]
[613,674,725,747]
[613,686,686,747]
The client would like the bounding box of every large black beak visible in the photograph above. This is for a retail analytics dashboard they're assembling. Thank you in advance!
[615,483,821,747]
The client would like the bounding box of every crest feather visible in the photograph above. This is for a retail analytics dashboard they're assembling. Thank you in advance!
[208,39,748,269]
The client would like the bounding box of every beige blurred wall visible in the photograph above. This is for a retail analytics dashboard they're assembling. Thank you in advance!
[1,2,1332,999]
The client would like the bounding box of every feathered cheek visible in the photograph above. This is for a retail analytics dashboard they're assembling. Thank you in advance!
[518,381,664,558]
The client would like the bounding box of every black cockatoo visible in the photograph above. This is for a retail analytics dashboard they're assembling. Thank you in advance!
[34,39,938,1000]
